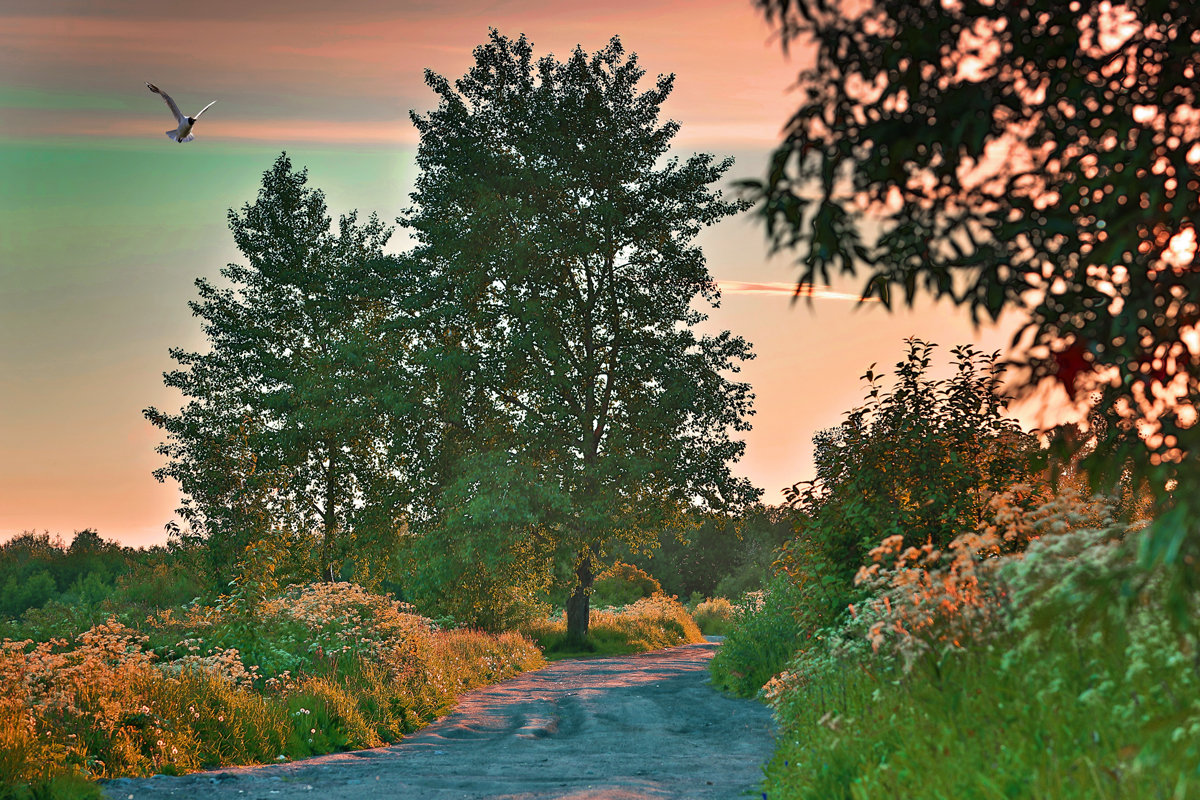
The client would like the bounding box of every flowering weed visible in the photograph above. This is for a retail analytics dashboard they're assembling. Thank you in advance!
[749,489,1198,799]
[0,582,543,796]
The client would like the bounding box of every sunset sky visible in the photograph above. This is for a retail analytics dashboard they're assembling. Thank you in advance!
[1,0,1030,547]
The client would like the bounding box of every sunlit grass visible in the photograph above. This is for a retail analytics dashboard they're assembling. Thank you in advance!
[0,582,544,796]
[690,597,736,636]
[523,595,705,659]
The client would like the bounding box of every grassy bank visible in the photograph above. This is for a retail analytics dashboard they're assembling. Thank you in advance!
[0,582,544,798]
[714,488,1200,798]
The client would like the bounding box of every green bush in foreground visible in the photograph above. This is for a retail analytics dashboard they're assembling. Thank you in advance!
[708,574,807,697]
[0,582,544,797]
[524,595,704,657]
[754,488,1199,799]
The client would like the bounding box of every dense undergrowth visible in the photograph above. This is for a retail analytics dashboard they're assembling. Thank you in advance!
[709,343,1198,798]
[0,581,544,798]
[714,487,1200,799]
[689,597,736,636]
[1,568,722,799]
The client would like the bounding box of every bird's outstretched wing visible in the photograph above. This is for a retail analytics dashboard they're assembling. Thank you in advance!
[193,99,217,120]
[146,82,185,124]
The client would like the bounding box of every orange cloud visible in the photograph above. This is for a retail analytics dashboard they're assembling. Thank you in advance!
[2,2,798,147]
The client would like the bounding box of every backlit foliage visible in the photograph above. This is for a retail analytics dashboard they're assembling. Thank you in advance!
[747,0,1200,561]
[780,340,1038,606]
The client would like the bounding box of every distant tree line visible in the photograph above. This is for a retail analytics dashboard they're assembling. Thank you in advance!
[0,530,203,620]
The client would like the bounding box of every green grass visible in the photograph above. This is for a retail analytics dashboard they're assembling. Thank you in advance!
[762,624,1199,800]
[716,491,1200,799]
[709,574,809,697]
[690,596,736,636]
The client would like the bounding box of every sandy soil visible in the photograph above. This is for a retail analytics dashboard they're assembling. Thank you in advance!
[101,639,774,800]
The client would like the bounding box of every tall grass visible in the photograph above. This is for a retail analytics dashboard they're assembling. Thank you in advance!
[0,582,544,796]
[690,597,736,636]
[709,575,807,697]
[720,487,1200,798]
[523,595,704,657]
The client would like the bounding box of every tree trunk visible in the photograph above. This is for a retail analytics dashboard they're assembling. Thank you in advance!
[564,553,594,647]
[321,442,339,582]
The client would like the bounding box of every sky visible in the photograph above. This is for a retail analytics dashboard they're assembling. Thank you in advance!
[1,0,1032,547]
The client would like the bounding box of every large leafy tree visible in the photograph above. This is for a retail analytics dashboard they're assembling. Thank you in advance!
[145,154,404,585]
[745,0,1199,563]
[401,31,760,640]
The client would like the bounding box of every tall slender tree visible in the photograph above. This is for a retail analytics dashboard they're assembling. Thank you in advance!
[146,154,405,585]
[401,31,761,641]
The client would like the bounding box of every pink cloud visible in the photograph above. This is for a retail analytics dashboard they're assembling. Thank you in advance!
[2,2,799,147]
[716,281,879,302]
[2,108,418,145]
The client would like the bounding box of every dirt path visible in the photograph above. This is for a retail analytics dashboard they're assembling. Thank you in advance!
[101,640,774,800]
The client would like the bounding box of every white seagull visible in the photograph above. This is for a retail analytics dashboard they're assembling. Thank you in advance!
[146,82,216,143]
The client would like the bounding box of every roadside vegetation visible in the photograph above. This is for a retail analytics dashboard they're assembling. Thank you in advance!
[0,520,759,798]
[711,343,1196,798]
[0,532,743,796]
[0,572,544,798]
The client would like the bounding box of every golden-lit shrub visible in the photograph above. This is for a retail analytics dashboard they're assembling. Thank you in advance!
[691,597,735,635]
[591,562,663,607]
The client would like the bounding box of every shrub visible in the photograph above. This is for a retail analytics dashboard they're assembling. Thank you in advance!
[0,570,56,619]
[784,341,1038,598]
[708,574,807,697]
[690,597,735,636]
[758,489,1199,799]
[590,562,662,608]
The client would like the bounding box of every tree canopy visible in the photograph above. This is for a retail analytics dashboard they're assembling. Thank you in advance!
[398,31,760,640]
[745,0,1199,562]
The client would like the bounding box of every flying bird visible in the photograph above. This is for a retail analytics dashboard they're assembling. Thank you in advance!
[146,82,216,143]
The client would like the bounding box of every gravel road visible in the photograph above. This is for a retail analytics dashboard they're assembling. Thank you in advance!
[102,639,774,800]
